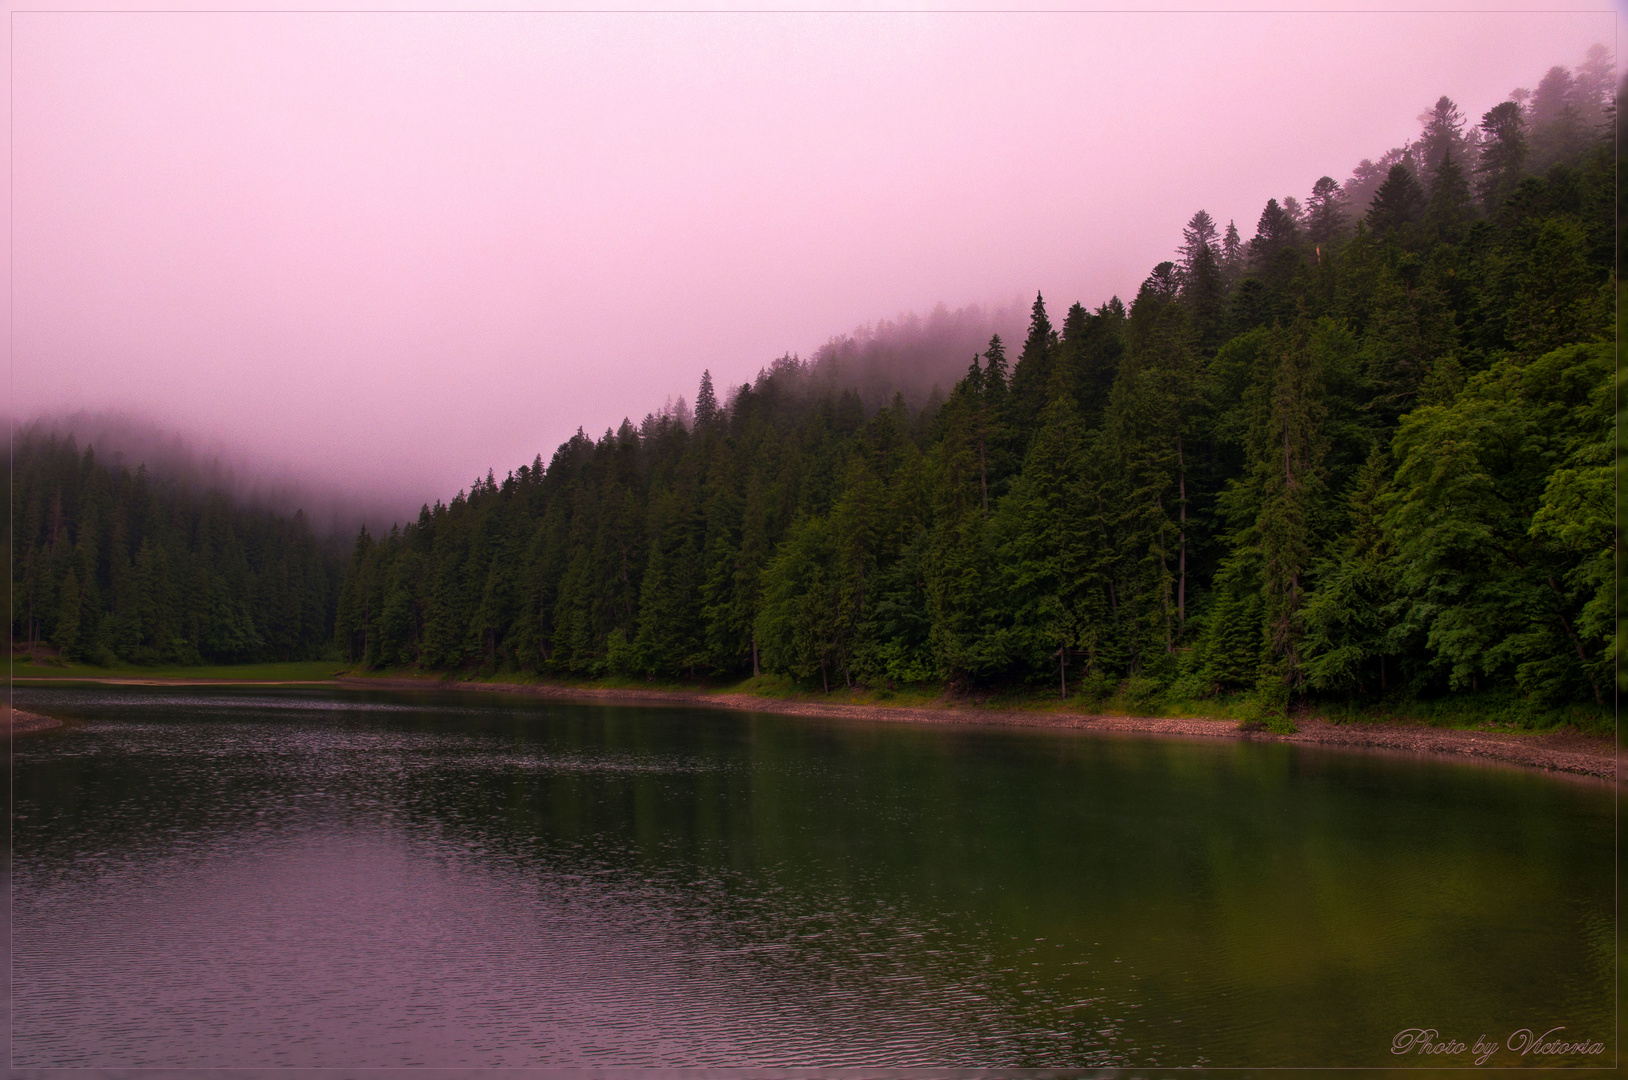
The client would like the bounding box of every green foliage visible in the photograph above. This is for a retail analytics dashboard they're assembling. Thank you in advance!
[1301,451,1398,695]
[317,62,1612,722]
[1367,164,1428,241]
[12,435,340,665]
[14,659,343,681]
[1384,343,1611,704]
[756,515,842,687]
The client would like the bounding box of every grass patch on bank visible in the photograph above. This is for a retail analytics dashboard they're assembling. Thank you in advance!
[1307,690,1611,734]
[13,659,345,682]
[325,666,1612,735]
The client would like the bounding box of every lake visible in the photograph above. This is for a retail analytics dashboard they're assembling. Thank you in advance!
[10,684,1614,1068]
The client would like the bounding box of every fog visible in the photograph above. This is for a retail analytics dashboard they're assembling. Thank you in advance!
[10,5,1615,520]
[15,410,415,537]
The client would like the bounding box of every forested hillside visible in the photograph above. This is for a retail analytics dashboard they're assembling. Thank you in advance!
[324,52,1609,718]
[12,436,342,665]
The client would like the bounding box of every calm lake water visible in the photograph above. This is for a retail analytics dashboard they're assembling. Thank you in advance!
[10,684,1614,1069]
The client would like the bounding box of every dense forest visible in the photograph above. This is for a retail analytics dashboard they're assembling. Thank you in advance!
[16,52,1615,722]
[331,52,1617,718]
[11,436,341,665]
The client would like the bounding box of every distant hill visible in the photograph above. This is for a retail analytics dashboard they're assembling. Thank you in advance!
[17,410,414,538]
[329,48,1614,723]
[12,428,344,666]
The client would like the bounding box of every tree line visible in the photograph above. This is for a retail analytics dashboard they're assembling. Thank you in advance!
[23,53,1612,717]
[12,435,341,665]
[335,57,1614,714]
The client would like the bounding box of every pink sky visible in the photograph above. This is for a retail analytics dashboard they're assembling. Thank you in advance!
[10,2,1617,515]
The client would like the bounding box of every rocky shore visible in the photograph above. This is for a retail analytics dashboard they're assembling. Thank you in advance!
[4,705,63,736]
[334,676,1616,782]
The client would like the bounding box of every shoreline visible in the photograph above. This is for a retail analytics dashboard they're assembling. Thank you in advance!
[334,676,1616,782]
[4,705,64,736]
[14,677,330,686]
[14,674,1614,780]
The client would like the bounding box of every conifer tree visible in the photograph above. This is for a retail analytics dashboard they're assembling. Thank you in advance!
[1006,293,1057,445]
[53,567,81,656]
[981,333,1009,390]
[1178,224,1226,349]
[1060,301,1125,428]
[1249,199,1299,273]
[732,455,774,676]
[1253,321,1330,694]
[1423,146,1475,243]
[1570,43,1615,133]
[1306,176,1346,245]
[1416,95,1467,177]
[1301,450,1398,695]
[1527,65,1584,171]
[995,358,1087,688]
[698,447,746,671]
[977,334,1014,502]
[1219,220,1246,288]
[755,515,839,689]
[694,370,720,428]
[1366,164,1428,241]
[1178,210,1220,277]
[925,386,999,684]
[1476,101,1527,208]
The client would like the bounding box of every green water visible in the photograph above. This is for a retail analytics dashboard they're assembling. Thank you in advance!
[11,685,1614,1068]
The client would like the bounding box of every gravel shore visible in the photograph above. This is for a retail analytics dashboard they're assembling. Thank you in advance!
[15,674,1611,779]
[4,706,63,735]
[335,677,1616,782]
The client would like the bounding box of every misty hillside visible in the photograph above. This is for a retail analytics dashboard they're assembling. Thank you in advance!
[646,302,1026,439]
[802,302,1028,413]
[17,412,415,537]
[17,47,1616,724]
[12,429,343,665]
[321,49,1609,720]
[321,48,1613,722]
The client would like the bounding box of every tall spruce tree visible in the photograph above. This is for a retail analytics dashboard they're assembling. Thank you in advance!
[1476,101,1528,208]
[1006,293,1057,446]
[1306,176,1346,245]
[1219,220,1246,288]
[1424,146,1476,243]
[1178,211,1227,347]
[1366,164,1428,241]
[694,370,720,428]
[1416,95,1468,177]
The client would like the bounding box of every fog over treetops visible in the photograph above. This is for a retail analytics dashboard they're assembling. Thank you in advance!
[18,300,1026,527]
[12,10,1611,505]
[14,27,1616,723]
[14,411,413,537]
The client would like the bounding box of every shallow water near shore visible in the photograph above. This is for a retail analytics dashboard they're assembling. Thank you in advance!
[10,684,1614,1069]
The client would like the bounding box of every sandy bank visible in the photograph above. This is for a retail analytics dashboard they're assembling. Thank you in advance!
[335,676,1616,782]
[4,706,63,736]
[14,677,332,687]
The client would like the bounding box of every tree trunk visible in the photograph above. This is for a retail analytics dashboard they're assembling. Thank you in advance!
[1544,576,1600,703]
[1158,532,1172,652]
[752,633,759,677]
[978,436,989,515]
[1177,432,1187,629]
[820,662,829,694]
